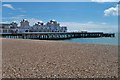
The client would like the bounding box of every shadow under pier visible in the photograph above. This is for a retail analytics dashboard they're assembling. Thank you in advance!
[0,32,115,40]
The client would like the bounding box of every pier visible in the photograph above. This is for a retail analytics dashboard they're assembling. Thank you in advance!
[0,19,115,40]
[0,32,115,40]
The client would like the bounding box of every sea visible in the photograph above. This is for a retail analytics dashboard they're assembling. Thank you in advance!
[3,33,119,46]
[60,33,119,46]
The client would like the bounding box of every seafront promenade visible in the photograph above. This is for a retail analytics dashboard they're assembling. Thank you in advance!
[1,32,115,40]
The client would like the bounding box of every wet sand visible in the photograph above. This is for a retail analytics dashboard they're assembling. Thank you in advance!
[1,38,118,78]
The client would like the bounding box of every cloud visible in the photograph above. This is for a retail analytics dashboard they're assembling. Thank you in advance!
[18,8,26,13]
[2,0,119,2]
[2,15,43,26]
[26,18,42,26]
[2,0,93,2]
[87,21,94,24]
[2,4,26,13]
[101,22,107,25]
[60,22,117,32]
[2,15,26,25]
[2,15,117,33]
[2,4,15,10]
[91,0,118,2]
[104,4,119,16]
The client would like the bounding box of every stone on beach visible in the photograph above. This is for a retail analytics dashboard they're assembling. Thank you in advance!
[1,38,118,78]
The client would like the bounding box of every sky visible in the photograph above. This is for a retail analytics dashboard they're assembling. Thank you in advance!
[1,1,119,32]
[2,0,119,2]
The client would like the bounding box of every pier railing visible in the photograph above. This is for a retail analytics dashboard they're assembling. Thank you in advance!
[0,32,115,40]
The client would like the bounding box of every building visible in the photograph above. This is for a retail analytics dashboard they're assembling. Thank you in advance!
[20,19,30,28]
[30,21,45,32]
[0,22,18,33]
[30,19,67,32]
[10,22,18,28]
[1,19,67,33]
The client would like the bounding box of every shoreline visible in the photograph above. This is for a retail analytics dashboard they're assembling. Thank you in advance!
[1,38,118,78]
[1,38,118,46]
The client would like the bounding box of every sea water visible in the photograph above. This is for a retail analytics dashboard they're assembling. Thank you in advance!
[3,33,119,45]
[62,33,119,46]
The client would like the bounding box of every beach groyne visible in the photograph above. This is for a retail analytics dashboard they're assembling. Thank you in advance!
[0,32,115,40]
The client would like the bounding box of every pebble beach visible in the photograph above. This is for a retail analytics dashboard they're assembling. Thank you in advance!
[1,38,118,78]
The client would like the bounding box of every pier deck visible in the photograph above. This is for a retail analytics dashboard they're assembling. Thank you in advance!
[0,32,115,40]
